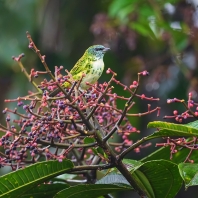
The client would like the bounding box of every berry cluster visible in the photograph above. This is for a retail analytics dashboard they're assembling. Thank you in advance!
[164,92,198,122]
[0,32,160,170]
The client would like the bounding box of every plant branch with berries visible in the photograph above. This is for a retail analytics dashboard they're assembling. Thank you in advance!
[1,33,198,198]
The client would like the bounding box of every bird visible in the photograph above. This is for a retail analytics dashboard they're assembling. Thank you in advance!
[49,45,110,97]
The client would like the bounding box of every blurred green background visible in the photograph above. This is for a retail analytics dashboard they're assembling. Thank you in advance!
[1,0,198,197]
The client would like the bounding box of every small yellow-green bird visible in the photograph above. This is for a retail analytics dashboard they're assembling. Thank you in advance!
[49,45,110,96]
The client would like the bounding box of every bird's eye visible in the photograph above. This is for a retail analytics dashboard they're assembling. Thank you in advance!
[95,47,103,51]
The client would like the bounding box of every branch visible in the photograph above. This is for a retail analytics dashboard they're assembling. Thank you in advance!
[26,31,69,99]
[117,136,152,161]
[86,74,115,120]
[37,139,97,149]
[103,87,138,142]
[69,163,114,172]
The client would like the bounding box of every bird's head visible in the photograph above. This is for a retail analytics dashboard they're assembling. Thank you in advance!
[86,45,110,60]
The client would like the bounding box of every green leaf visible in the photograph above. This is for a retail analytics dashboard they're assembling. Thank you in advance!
[141,147,172,163]
[115,6,134,22]
[91,148,98,155]
[130,22,154,37]
[102,159,182,197]
[175,34,188,51]
[106,159,142,174]
[131,169,155,197]
[109,0,136,17]
[122,159,143,172]
[83,137,95,144]
[96,147,109,160]
[96,173,131,186]
[56,173,76,180]
[170,28,188,51]
[186,120,198,128]
[21,184,69,198]
[52,173,77,183]
[132,160,182,198]
[54,184,132,198]
[147,121,198,139]
[0,160,74,198]
[96,147,104,155]
[178,163,198,189]
[138,4,155,17]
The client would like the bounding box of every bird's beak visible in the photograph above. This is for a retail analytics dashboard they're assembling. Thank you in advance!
[103,47,110,52]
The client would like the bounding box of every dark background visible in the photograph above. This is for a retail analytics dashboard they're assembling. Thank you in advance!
[0,0,198,197]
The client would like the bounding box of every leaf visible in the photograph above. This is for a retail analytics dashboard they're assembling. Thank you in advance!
[99,159,182,198]
[52,173,77,183]
[21,184,69,198]
[95,147,110,161]
[96,147,104,155]
[130,22,154,37]
[54,184,132,198]
[147,121,198,139]
[0,160,74,198]
[141,147,172,162]
[83,137,95,144]
[132,160,182,198]
[96,173,131,186]
[56,173,76,180]
[186,120,198,128]
[91,148,98,155]
[109,0,136,17]
[170,28,188,51]
[178,163,198,189]
[138,4,155,17]
[102,159,142,175]
[131,169,155,197]
[122,159,143,172]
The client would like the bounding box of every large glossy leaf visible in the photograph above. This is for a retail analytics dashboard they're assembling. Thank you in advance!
[139,160,182,198]
[122,159,153,196]
[125,159,182,198]
[178,163,198,189]
[0,160,74,198]
[21,184,70,198]
[147,121,198,139]
[98,159,182,198]
[54,184,132,198]
[131,168,154,197]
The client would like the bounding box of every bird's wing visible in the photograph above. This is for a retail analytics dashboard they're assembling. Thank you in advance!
[70,55,90,80]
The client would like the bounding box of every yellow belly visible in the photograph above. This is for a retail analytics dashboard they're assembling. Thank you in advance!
[80,59,104,90]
